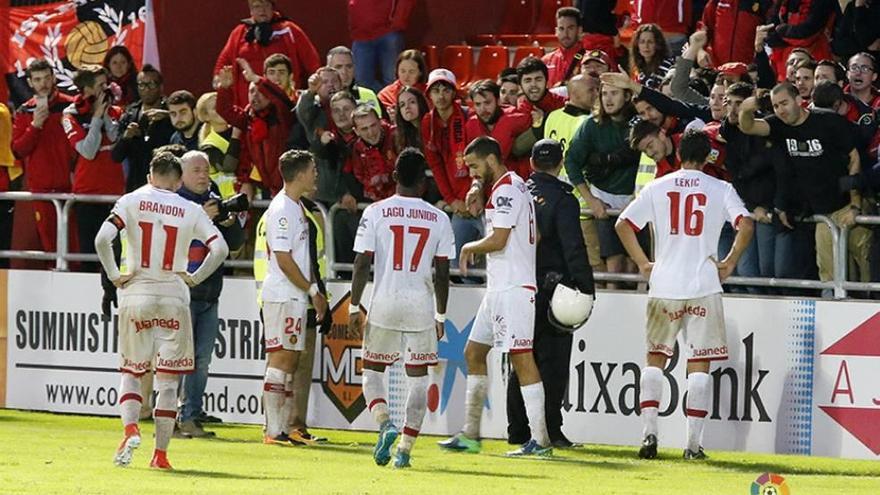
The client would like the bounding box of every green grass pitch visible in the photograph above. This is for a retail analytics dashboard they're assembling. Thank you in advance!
[1,410,879,494]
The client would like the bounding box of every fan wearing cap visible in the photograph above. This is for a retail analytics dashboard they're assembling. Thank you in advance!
[506,139,595,448]
[579,49,616,83]
[421,69,481,264]
[541,7,585,88]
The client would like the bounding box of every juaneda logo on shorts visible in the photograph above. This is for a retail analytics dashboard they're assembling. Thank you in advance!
[319,293,366,423]
[134,318,180,332]
[750,473,789,495]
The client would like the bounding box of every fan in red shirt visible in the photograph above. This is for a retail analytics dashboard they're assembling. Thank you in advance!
[378,49,428,121]
[421,69,470,212]
[216,60,296,196]
[214,0,320,107]
[465,80,533,179]
[12,59,78,255]
[346,105,397,201]
[542,6,585,88]
[516,57,567,127]
[61,65,125,270]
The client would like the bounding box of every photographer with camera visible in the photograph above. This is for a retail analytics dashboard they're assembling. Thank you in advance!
[176,150,245,437]
[507,139,595,448]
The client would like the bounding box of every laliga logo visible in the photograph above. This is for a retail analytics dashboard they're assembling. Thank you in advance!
[750,473,789,495]
[819,312,880,455]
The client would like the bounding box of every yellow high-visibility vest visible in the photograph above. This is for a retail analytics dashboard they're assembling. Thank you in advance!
[254,205,326,307]
[199,129,237,199]
[544,107,589,219]
[634,153,657,196]
[355,86,381,114]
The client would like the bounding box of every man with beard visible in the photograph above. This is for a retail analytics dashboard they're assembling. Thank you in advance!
[739,82,871,288]
[465,80,532,179]
[542,7,585,88]
[846,53,880,109]
[168,91,201,151]
[216,60,296,195]
[113,65,174,191]
[565,81,642,289]
[516,57,567,131]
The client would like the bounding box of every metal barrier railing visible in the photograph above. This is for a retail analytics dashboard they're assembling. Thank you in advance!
[1,191,878,299]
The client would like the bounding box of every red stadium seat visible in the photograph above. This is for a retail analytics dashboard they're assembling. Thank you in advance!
[498,0,539,34]
[422,45,439,71]
[532,34,558,47]
[441,45,474,88]
[533,0,573,33]
[468,34,498,46]
[471,46,510,83]
[512,46,546,68]
[497,34,533,47]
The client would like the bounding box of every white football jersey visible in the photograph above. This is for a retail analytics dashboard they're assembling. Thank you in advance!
[111,185,220,294]
[354,195,456,332]
[618,169,750,299]
[484,171,537,292]
[262,192,312,303]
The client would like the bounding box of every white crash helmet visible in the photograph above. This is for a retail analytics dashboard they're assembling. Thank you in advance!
[548,283,595,333]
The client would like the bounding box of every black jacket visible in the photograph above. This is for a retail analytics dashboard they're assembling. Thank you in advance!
[112,99,174,192]
[719,120,777,211]
[528,172,595,296]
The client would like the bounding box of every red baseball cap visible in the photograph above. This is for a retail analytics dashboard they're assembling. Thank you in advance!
[718,62,749,78]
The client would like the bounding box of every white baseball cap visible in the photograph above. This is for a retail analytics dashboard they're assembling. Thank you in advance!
[427,68,457,90]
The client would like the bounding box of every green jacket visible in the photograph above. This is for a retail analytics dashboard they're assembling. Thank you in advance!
[564,115,639,196]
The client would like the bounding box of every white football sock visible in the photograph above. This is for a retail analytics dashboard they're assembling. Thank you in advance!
[399,374,429,452]
[686,372,711,452]
[462,374,488,439]
[119,373,142,429]
[640,366,663,438]
[362,369,390,425]
[281,373,294,433]
[153,375,178,452]
[521,382,550,447]
[263,367,287,438]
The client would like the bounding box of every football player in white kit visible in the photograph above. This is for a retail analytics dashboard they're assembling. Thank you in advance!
[615,130,754,460]
[348,148,455,468]
[95,152,229,470]
[261,150,328,445]
[438,136,553,457]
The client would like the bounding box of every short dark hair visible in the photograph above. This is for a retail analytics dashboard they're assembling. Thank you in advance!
[152,143,188,158]
[26,59,52,78]
[725,82,753,99]
[556,6,582,24]
[795,59,817,73]
[395,148,427,188]
[628,119,662,150]
[499,72,520,86]
[326,45,353,63]
[264,53,292,73]
[167,90,196,109]
[150,151,183,179]
[468,79,500,100]
[816,59,846,83]
[464,136,502,161]
[279,150,314,182]
[677,129,712,165]
[498,67,518,81]
[811,80,845,109]
[771,82,799,101]
[140,64,163,84]
[516,56,548,80]
[72,65,107,90]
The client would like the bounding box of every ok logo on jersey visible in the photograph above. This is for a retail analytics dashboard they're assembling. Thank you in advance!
[495,196,513,208]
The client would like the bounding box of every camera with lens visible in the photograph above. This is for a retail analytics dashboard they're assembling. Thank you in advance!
[214,193,250,222]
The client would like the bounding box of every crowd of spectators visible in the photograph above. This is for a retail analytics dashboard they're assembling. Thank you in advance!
[3,0,880,296]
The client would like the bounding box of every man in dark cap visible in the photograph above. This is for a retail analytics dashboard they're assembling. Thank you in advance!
[506,139,595,448]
